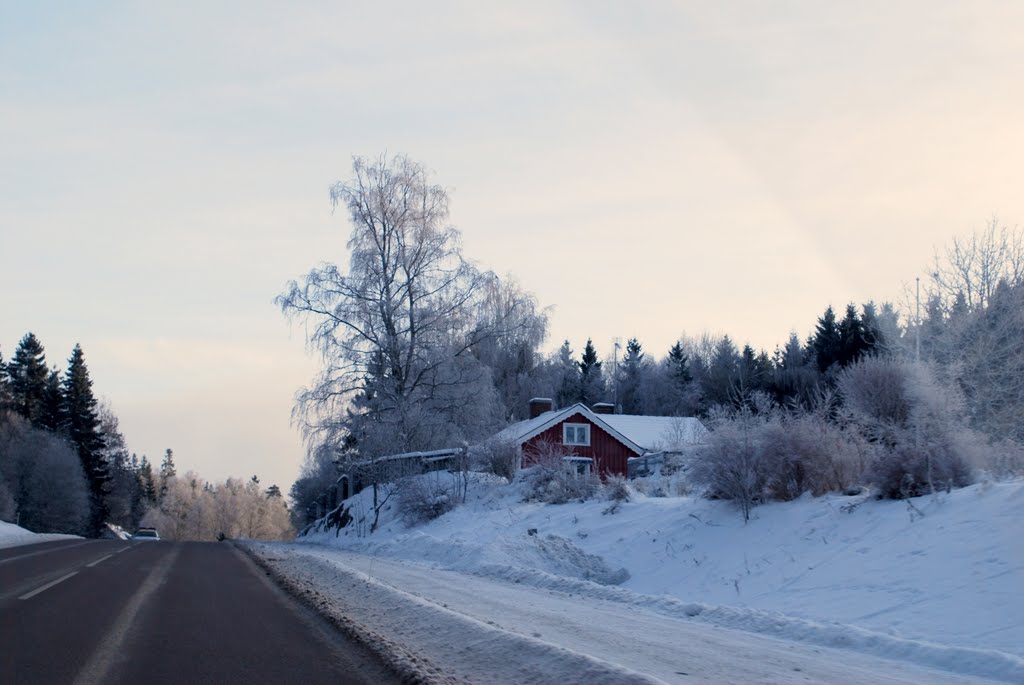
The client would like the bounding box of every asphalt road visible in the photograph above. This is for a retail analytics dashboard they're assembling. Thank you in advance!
[0,539,402,685]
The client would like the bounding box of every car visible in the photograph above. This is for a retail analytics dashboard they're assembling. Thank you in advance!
[132,528,160,541]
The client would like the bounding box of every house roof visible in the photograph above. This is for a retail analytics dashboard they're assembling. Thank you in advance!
[495,403,706,455]
[599,415,707,452]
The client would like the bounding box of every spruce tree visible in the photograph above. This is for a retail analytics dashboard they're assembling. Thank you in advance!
[8,333,49,426]
[578,338,605,406]
[666,342,692,385]
[619,338,646,414]
[39,368,65,432]
[837,303,868,367]
[159,448,176,500]
[555,341,580,407]
[0,349,13,412]
[138,455,157,504]
[62,344,109,535]
[811,306,841,374]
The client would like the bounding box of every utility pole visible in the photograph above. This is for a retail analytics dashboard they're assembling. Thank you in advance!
[612,337,621,413]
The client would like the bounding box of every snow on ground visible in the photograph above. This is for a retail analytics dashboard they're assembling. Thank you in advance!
[0,520,79,549]
[246,541,1011,684]
[261,474,1023,683]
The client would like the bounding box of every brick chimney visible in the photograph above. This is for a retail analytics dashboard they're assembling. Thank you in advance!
[529,398,553,419]
[592,402,615,414]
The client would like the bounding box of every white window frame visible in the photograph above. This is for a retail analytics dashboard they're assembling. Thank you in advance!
[562,422,591,446]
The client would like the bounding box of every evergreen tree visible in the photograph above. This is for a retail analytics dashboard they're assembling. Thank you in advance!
[554,341,580,407]
[39,368,65,432]
[702,336,741,407]
[138,455,157,504]
[0,349,13,412]
[811,306,841,373]
[61,344,109,535]
[8,333,49,427]
[666,341,692,385]
[619,338,646,414]
[837,303,868,367]
[266,484,282,498]
[577,338,605,406]
[159,448,176,500]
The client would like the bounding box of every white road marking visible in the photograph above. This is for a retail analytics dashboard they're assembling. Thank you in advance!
[86,554,113,568]
[19,572,78,600]
[0,540,92,565]
[72,543,182,685]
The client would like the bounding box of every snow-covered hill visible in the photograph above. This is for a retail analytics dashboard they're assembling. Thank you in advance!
[270,474,1023,683]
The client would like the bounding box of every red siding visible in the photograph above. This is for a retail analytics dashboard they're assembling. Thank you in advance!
[521,413,638,478]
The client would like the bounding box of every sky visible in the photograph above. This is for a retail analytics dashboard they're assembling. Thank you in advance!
[2,2,1023,493]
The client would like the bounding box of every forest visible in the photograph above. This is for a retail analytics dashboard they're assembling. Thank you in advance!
[0,339,293,540]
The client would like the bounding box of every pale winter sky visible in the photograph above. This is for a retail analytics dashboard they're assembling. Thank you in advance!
[2,2,1023,492]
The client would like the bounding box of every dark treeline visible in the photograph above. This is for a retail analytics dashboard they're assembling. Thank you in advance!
[0,334,293,539]
[1,334,162,536]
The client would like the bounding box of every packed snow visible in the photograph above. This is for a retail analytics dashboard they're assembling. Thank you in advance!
[0,520,79,549]
[249,474,1023,683]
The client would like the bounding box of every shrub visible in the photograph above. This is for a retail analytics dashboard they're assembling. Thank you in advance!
[396,473,459,525]
[469,438,520,482]
[518,441,599,504]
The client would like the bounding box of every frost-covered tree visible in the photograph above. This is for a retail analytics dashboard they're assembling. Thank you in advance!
[0,414,90,533]
[701,336,740,408]
[553,340,580,408]
[278,154,532,460]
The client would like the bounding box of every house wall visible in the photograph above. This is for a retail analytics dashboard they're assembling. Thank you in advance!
[522,414,637,478]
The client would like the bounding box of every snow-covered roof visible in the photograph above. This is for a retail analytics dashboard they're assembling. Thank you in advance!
[599,415,707,451]
[495,404,706,455]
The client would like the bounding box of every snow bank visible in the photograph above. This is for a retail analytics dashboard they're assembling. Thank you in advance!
[243,541,662,685]
[0,520,79,549]
[303,475,1023,661]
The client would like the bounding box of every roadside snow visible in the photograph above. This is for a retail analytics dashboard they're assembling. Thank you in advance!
[0,520,79,549]
[279,474,1022,683]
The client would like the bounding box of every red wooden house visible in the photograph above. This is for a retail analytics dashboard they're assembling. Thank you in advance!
[495,398,706,479]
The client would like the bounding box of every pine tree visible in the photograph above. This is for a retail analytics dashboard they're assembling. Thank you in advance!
[39,368,65,432]
[61,344,109,536]
[702,336,741,407]
[7,333,49,426]
[159,448,176,500]
[266,484,282,498]
[578,338,605,406]
[811,306,841,374]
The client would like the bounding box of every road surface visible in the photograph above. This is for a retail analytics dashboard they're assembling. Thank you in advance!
[0,539,401,685]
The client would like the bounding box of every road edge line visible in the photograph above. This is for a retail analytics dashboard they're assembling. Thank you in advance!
[234,540,455,685]
[71,543,182,685]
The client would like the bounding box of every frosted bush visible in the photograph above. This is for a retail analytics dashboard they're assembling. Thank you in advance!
[397,473,459,525]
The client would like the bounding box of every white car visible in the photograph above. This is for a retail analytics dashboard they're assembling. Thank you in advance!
[132,528,160,541]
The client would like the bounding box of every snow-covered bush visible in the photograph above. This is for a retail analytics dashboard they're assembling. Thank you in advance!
[981,439,1024,479]
[839,357,977,499]
[518,441,599,504]
[396,472,459,525]
[604,474,631,503]
[690,408,772,522]
[469,437,520,482]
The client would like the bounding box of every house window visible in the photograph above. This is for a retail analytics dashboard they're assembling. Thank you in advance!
[563,422,591,446]
[563,457,594,478]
